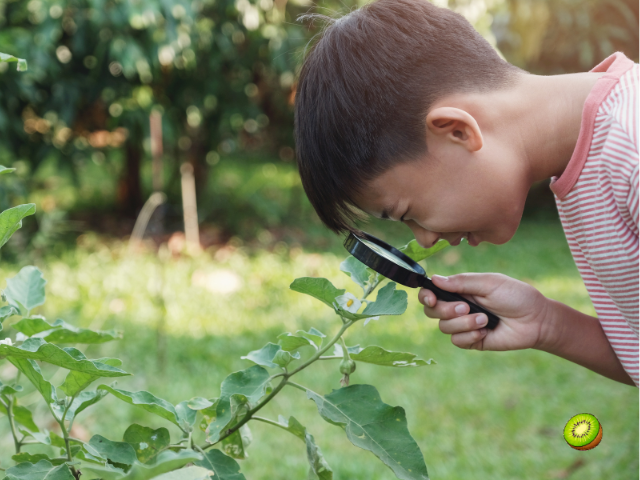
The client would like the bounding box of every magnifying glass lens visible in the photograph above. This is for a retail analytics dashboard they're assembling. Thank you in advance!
[358,237,420,272]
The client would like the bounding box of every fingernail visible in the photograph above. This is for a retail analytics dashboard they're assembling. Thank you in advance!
[432,275,448,281]
[454,304,467,315]
[476,314,487,326]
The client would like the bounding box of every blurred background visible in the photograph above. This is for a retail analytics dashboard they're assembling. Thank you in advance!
[0,0,638,479]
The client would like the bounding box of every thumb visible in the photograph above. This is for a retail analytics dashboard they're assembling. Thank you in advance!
[431,273,505,297]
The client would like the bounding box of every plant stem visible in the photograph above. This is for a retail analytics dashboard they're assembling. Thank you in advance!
[204,320,354,449]
[3,397,21,453]
[318,356,342,360]
[340,337,350,360]
[284,381,306,392]
[252,415,305,441]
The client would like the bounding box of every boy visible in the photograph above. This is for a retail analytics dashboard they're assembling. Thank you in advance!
[294,0,638,386]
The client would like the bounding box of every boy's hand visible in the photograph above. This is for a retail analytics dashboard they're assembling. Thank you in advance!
[419,273,551,351]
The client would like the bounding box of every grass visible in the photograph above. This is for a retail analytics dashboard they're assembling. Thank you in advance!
[0,219,637,480]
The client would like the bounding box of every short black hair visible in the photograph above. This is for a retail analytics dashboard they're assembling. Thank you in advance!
[294,0,521,233]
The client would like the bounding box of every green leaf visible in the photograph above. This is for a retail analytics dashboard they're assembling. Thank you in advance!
[0,165,16,175]
[241,343,281,368]
[65,390,109,423]
[361,282,408,317]
[334,345,435,367]
[0,338,130,377]
[60,358,123,397]
[176,400,198,430]
[10,454,64,466]
[78,463,126,480]
[398,239,449,263]
[123,424,171,463]
[8,358,57,405]
[278,328,326,351]
[187,397,213,410]
[13,405,39,432]
[148,466,213,480]
[194,449,247,480]
[85,435,137,466]
[0,305,19,323]
[97,386,181,428]
[241,343,299,368]
[4,461,74,480]
[206,366,271,443]
[221,424,252,460]
[0,380,23,395]
[5,266,46,315]
[340,256,370,294]
[12,317,60,337]
[0,204,36,251]
[290,278,345,309]
[41,319,122,344]
[307,384,429,480]
[122,450,203,480]
[0,52,28,71]
[276,416,333,480]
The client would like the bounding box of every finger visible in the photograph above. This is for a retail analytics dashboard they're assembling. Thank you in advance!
[450,328,488,350]
[438,313,488,335]
[431,273,507,297]
[418,288,436,307]
[423,300,470,320]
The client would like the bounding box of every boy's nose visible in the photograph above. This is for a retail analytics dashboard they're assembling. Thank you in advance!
[406,222,440,249]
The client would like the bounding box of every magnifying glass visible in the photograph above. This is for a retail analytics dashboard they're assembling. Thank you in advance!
[344,232,499,329]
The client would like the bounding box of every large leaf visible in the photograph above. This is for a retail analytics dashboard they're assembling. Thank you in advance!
[0,339,129,377]
[361,282,408,317]
[8,358,57,405]
[65,390,109,423]
[206,366,271,443]
[175,400,198,430]
[122,450,203,480]
[276,416,333,480]
[334,345,435,368]
[85,435,137,466]
[40,319,122,344]
[148,466,213,480]
[339,256,370,294]
[97,386,180,428]
[78,463,126,480]
[10,454,64,466]
[0,204,36,251]
[12,317,60,337]
[13,405,40,432]
[4,460,74,480]
[193,449,247,480]
[307,384,429,480]
[398,239,449,263]
[221,424,252,460]
[289,278,345,309]
[5,266,46,315]
[60,358,123,397]
[123,424,170,463]
[277,328,326,351]
[241,343,299,369]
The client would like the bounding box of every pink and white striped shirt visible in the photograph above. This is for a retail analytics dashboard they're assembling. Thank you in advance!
[551,52,639,386]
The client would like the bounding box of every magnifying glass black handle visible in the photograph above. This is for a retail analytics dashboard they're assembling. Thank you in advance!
[422,277,500,330]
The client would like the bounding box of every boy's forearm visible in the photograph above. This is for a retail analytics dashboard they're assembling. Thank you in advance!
[536,299,635,386]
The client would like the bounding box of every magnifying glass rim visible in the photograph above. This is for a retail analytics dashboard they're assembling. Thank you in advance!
[344,232,427,288]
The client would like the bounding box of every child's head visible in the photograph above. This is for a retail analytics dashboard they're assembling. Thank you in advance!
[295,0,529,246]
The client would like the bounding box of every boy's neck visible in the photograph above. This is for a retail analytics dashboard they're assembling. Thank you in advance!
[509,71,607,183]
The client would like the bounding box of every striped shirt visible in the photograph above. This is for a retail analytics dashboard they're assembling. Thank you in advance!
[551,52,639,386]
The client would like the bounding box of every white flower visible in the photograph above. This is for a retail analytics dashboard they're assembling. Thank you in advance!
[334,293,362,313]
[363,316,380,326]
[0,338,13,346]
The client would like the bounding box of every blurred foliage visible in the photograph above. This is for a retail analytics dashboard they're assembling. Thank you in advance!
[0,0,637,240]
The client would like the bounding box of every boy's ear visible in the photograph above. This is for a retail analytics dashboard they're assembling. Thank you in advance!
[425,107,483,152]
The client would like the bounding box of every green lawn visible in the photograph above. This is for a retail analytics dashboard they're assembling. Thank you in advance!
[0,219,637,479]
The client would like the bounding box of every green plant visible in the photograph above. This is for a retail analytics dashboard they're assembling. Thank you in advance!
[0,171,450,480]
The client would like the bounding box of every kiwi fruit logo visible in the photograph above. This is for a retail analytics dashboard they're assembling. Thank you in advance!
[563,413,603,450]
